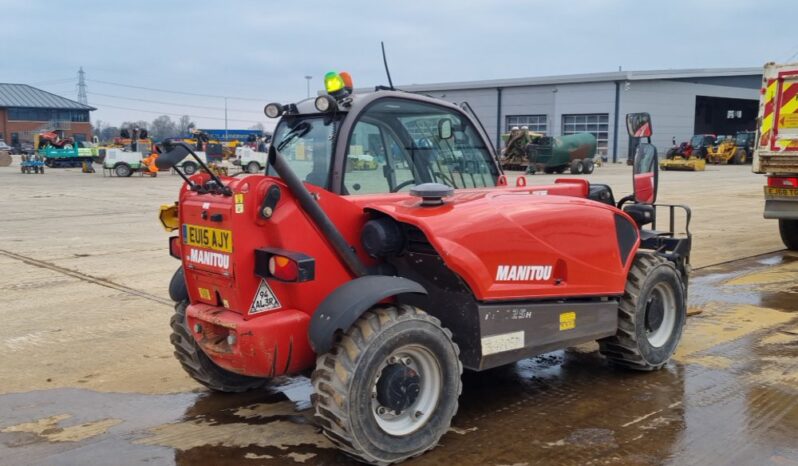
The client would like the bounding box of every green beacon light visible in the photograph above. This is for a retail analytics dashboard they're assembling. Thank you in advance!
[324,71,346,97]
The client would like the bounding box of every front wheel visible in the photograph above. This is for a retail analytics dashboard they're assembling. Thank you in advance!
[182,162,198,175]
[779,219,798,251]
[312,305,462,465]
[599,253,686,370]
[583,158,595,174]
[115,163,132,177]
[569,159,584,174]
[170,301,271,392]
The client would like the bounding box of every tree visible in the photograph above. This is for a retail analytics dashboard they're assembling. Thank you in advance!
[149,115,178,141]
[178,115,195,136]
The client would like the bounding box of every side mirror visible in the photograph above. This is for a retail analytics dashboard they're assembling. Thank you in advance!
[633,143,658,204]
[155,139,191,169]
[626,112,653,138]
[438,119,453,140]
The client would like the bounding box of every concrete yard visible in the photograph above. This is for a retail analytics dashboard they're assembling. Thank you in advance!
[0,162,796,465]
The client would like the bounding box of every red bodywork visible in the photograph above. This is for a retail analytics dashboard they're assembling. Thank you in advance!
[175,174,638,377]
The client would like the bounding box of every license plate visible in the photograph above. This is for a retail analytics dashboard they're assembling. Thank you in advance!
[182,224,232,253]
[765,187,798,198]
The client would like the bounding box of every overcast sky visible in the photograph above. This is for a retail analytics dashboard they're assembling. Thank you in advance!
[1,0,794,131]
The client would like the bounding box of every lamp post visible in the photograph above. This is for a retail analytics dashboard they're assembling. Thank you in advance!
[305,75,312,98]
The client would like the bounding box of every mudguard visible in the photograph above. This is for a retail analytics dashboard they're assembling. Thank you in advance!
[308,275,427,354]
[168,266,188,303]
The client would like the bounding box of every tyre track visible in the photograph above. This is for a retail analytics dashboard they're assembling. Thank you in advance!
[0,249,172,306]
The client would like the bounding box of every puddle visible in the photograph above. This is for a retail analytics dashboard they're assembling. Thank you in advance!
[2,252,797,465]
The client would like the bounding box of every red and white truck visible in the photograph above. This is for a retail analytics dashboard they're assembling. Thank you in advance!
[753,62,798,250]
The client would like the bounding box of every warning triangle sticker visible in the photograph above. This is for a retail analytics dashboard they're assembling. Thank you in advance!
[249,280,282,315]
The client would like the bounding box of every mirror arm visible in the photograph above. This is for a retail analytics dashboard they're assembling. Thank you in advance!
[177,142,232,196]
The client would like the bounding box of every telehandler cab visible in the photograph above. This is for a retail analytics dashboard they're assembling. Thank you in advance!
[156,72,692,465]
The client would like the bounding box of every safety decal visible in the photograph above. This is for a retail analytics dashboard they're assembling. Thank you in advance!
[249,279,282,315]
[481,331,524,355]
[235,193,245,214]
[198,287,212,300]
[559,311,576,331]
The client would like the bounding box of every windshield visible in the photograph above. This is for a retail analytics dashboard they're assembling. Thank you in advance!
[269,114,343,189]
[690,135,707,147]
[736,133,750,145]
[343,98,498,195]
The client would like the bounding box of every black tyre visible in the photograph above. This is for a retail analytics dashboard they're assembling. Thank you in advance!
[599,253,686,371]
[779,219,798,251]
[312,305,462,465]
[583,158,595,174]
[569,159,584,174]
[170,301,271,392]
[555,166,567,174]
[115,163,132,177]
[246,161,261,174]
[543,167,556,174]
[183,162,198,175]
[731,148,744,165]
[168,267,188,302]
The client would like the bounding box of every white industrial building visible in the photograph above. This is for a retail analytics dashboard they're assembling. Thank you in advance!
[400,67,762,162]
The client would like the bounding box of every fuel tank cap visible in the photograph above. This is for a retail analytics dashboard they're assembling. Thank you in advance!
[410,183,454,206]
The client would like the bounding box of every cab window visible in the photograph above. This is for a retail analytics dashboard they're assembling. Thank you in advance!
[344,98,498,195]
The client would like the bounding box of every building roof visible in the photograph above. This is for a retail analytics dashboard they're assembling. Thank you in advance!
[0,83,96,110]
[398,67,763,92]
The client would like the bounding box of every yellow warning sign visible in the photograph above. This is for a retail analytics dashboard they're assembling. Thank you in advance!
[198,287,212,300]
[559,312,576,331]
[782,113,798,129]
[234,193,245,214]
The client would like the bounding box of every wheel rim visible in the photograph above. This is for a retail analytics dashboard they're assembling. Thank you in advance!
[645,282,676,347]
[371,345,442,436]
[247,163,259,173]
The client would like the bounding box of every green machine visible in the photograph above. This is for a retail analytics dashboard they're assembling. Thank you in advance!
[501,129,597,175]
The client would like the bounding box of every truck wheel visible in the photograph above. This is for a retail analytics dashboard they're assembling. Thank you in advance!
[246,161,261,174]
[599,253,686,371]
[170,301,271,392]
[183,162,198,175]
[115,163,132,177]
[731,149,744,165]
[583,159,595,174]
[569,159,584,174]
[312,305,462,465]
[779,219,798,251]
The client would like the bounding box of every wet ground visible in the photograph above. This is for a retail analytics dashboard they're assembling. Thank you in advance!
[2,250,797,466]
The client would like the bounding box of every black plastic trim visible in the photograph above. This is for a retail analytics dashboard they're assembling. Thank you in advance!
[614,214,638,267]
[308,276,427,353]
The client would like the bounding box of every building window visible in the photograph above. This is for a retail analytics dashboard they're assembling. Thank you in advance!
[506,115,547,134]
[562,114,609,156]
[7,108,89,122]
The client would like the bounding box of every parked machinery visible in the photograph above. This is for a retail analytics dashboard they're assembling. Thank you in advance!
[660,134,716,171]
[708,131,755,164]
[501,127,598,174]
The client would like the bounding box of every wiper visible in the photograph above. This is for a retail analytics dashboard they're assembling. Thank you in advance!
[277,122,311,152]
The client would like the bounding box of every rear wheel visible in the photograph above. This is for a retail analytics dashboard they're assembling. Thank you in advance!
[246,161,261,174]
[583,159,595,174]
[599,253,686,370]
[779,219,798,251]
[312,305,462,465]
[569,159,584,174]
[115,163,132,177]
[170,301,271,392]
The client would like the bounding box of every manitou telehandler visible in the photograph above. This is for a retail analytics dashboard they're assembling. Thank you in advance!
[156,71,692,465]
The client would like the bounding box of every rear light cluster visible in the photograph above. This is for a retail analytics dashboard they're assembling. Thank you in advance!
[768,177,798,188]
[255,248,315,282]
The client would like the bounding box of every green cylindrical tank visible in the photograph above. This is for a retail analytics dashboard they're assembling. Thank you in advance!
[528,133,597,168]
